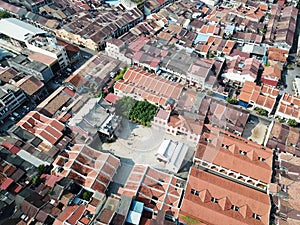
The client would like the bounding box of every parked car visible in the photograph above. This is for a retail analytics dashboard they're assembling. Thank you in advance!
[9,116,15,121]
[12,112,20,118]
[23,105,30,111]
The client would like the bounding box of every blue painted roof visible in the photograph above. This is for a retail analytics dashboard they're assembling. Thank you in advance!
[130,200,144,213]
[263,55,267,64]
[194,33,209,44]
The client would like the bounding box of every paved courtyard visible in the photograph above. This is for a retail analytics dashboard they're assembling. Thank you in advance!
[248,122,268,145]
[243,115,270,145]
[102,119,196,174]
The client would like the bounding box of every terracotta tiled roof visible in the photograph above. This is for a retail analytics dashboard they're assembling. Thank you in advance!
[17,111,64,145]
[114,68,183,106]
[203,97,249,134]
[168,114,203,136]
[53,144,120,193]
[268,47,289,62]
[28,52,57,66]
[66,205,85,225]
[267,122,300,156]
[195,129,273,184]
[16,75,44,95]
[64,73,87,89]
[180,167,271,225]
[262,66,281,80]
[0,67,19,83]
[40,174,62,188]
[261,85,279,97]
[0,177,13,190]
[118,164,184,218]
[1,141,21,154]
[238,81,277,110]
[276,93,300,120]
[105,93,120,104]
[54,205,79,225]
[43,89,72,117]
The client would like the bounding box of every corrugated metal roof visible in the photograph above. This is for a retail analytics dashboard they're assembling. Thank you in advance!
[0,18,45,42]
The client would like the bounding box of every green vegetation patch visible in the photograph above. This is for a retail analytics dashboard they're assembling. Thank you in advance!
[181,215,202,225]
[115,96,158,126]
[115,66,129,81]
[32,164,47,185]
[0,10,10,19]
[226,97,237,105]
[288,119,298,127]
[255,107,267,116]
[82,191,93,201]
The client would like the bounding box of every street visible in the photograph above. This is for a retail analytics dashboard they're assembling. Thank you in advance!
[284,66,300,95]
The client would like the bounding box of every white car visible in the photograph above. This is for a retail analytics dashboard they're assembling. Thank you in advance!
[12,112,20,118]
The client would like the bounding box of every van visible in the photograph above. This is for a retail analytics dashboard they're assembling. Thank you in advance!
[12,112,19,118]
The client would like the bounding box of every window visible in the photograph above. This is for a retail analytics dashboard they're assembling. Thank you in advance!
[191,189,199,196]
[158,178,165,182]
[151,196,158,205]
[205,138,212,143]
[239,150,247,156]
[258,157,266,162]
[231,205,239,211]
[222,144,229,149]
[211,197,218,203]
[252,213,261,220]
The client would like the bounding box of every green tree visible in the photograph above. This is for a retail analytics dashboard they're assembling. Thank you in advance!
[32,176,40,185]
[181,215,202,225]
[226,97,237,105]
[37,164,46,175]
[115,66,129,81]
[206,51,215,59]
[82,191,93,201]
[115,96,137,118]
[255,107,267,116]
[288,119,298,127]
[0,10,10,19]
[115,97,158,126]
[129,100,158,126]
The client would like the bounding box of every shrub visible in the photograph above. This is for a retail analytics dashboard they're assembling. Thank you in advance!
[82,191,93,201]
[255,107,267,116]
[0,10,10,19]
[226,97,237,105]
[288,119,297,127]
[32,176,40,185]
[115,66,129,81]
[115,97,157,126]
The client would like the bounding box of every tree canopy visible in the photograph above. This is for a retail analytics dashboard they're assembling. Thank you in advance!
[288,119,297,127]
[82,191,93,201]
[226,97,237,105]
[0,10,10,19]
[115,96,137,118]
[115,97,158,126]
[255,107,267,116]
[115,66,129,81]
[129,100,158,126]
